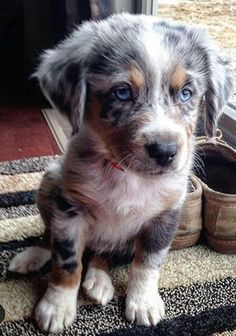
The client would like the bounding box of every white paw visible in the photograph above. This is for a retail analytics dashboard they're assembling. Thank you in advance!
[82,267,114,305]
[35,285,77,333]
[125,291,165,326]
[8,246,51,274]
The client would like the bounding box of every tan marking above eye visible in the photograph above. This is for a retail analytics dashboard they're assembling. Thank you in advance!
[128,67,144,90]
[171,67,187,89]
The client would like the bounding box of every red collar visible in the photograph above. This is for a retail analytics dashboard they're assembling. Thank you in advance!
[107,158,124,172]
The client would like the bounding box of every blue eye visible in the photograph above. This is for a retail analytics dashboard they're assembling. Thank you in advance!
[179,88,192,103]
[114,87,132,101]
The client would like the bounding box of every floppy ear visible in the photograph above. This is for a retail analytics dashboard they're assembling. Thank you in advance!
[204,50,233,137]
[35,30,91,134]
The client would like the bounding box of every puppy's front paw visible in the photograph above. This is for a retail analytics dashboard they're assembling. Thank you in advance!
[125,291,165,326]
[82,267,114,305]
[35,285,77,333]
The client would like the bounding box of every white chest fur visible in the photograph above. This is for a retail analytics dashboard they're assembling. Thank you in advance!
[85,167,187,253]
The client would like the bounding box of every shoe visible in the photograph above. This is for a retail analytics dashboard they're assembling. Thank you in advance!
[195,130,236,254]
[172,175,202,250]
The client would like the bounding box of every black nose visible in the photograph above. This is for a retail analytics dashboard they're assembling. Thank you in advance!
[145,142,177,166]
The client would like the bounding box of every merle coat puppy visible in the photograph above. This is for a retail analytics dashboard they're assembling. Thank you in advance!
[9,14,232,333]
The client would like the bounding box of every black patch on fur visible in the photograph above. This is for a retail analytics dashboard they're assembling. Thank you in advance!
[126,50,139,62]
[50,90,71,116]
[66,63,80,87]
[185,45,209,75]
[89,48,114,74]
[42,63,81,119]
[62,260,78,273]
[53,239,75,260]
[88,42,143,76]
[100,95,115,119]
[99,92,136,127]
[164,32,180,48]
[78,150,96,159]
[154,20,187,34]
[99,94,127,127]
[55,192,77,217]
[65,63,81,98]
[140,209,181,253]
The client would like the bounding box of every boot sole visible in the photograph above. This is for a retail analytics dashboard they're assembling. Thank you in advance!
[171,232,200,249]
[205,231,236,254]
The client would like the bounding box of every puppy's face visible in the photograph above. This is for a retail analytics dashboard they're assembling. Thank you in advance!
[85,29,204,175]
[37,14,233,175]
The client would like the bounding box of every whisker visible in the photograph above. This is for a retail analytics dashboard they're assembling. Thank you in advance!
[104,151,132,175]
[192,149,206,180]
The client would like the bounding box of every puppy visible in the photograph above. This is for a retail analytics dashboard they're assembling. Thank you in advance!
[9,14,232,333]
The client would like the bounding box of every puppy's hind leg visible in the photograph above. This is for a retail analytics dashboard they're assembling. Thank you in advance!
[8,225,51,274]
[8,243,51,274]
[83,256,114,305]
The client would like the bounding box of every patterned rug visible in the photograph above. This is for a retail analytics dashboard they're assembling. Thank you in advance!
[0,156,236,336]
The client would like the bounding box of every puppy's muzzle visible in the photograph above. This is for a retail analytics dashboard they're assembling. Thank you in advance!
[145,141,177,167]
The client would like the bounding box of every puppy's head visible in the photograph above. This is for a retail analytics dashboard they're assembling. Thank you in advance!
[36,14,233,175]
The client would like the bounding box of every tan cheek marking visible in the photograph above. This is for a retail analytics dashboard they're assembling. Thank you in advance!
[128,67,144,90]
[171,67,186,89]
[87,95,128,158]
[87,96,111,140]
[86,93,146,161]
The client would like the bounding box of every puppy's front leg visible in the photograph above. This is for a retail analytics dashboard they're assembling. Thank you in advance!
[126,210,180,326]
[35,202,87,333]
